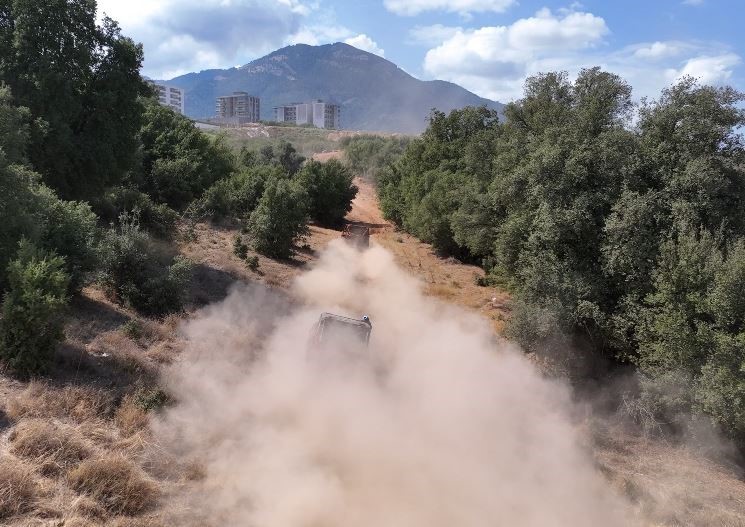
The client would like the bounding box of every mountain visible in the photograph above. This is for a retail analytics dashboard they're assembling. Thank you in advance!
[162,43,502,134]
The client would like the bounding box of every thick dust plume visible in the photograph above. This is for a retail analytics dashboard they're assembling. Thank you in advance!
[155,241,635,526]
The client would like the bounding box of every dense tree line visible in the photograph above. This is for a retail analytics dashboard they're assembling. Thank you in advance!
[340,134,411,182]
[379,69,745,445]
[0,1,357,376]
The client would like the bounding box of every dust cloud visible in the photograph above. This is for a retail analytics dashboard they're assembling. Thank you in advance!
[155,240,635,526]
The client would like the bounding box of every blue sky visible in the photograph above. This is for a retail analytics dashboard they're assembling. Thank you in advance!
[97,0,744,102]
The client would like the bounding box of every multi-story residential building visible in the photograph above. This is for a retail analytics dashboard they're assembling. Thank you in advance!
[215,92,261,124]
[149,82,185,114]
[313,100,341,129]
[273,100,340,129]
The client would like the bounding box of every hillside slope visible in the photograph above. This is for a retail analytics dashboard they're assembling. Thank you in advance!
[163,43,502,133]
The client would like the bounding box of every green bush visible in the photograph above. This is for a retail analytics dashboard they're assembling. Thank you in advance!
[0,241,70,376]
[0,161,98,293]
[233,235,249,260]
[38,198,99,293]
[246,255,260,272]
[295,159,358,226]
[198,165,281,219]
[98,212,192,316]
[95,187,178,238]
[246,179,308,259]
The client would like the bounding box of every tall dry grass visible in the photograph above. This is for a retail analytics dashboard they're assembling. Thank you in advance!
[9,419,92,475]
[68,455,159,515]
[0,456,38,520]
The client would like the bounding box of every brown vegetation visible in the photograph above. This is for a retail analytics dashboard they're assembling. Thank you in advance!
[68,455,159,515]
[0,456,38,519]
[9,419,92,475]
[6,381,113,423]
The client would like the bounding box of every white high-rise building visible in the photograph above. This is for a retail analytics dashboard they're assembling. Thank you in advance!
[150,82,185,114]
[273,100,340,129]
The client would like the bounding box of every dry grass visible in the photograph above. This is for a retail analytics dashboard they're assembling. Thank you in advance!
[115,396,150,437]
[0,456,38,520]
[62,518,101,527]
[68,455,159,515]
[109,516,165,527]
[71,494,107,520]
[9,419,92,476]
[6,381,113,423]
[88,331,156,378]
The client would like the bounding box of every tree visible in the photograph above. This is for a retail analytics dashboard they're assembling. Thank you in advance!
[0,1,149,199]
[138,101,235,209]
[0,86,30,164]
[295,159,357,226]
[246,179,308,259]
[0,241,69,376]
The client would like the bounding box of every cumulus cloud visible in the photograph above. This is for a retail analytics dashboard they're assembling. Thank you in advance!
[384,0,516,16]
[423,8,608,100]
[422,6,742,103]
[344,34,386,57]
[98,0,312,78]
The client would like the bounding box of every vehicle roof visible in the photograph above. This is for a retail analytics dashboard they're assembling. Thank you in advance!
[318,312,371,328]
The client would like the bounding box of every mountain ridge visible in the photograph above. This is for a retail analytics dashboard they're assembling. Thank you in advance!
[162,43,502,133]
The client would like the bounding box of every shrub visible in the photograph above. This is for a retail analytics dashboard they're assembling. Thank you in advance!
[295,159,358,226]
[0,241,70,376]
[38,198,100,292]
[68,455,159,515]
[95,187,178,238]
[233,234,249,260]
[98,212,192,316]
[198,165,280,219]
[246,178,308,259]
[246,255,260,272]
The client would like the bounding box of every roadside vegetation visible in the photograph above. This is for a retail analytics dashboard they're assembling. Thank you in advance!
[0,1,357,380]
[340,134,411,182]
[377,68,745,449]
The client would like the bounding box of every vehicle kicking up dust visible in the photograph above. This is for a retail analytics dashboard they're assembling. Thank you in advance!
[153,240,638,527]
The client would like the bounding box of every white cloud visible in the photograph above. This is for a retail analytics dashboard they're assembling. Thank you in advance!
[682,0,704,5]
[409,24,463,46]
[97,0,315,78]
[288,25,354,46]
[672,53,741,84]
[422,7,741,103]
[344,34,385,57]
[632,41,685,60]
[423,9,608,100]
[384,0,515,16]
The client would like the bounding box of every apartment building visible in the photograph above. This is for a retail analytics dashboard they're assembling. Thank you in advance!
[149,82,185,114]
[273,100,340,129]
[215,92,261,124]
